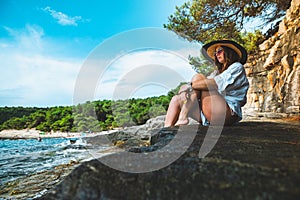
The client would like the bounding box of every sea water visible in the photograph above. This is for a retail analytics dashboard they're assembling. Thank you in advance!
[0,137,94,185]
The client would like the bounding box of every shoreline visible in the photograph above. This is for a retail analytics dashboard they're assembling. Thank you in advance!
[1,118,299,199]
[0,133,121,199]
[0,128,120,140]
[0,156,82,199]
[1,116,298,140]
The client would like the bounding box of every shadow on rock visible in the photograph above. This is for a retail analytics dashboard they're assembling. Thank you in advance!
[38,121,300,200]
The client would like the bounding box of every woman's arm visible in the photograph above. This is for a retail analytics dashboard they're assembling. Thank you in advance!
[190,74,218,91]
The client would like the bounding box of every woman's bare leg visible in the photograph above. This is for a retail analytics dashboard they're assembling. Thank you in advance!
[164,84,196,127]
[189,73,235,125]
[175,74,206,125]
[164,95,181,127]
[174,90,199,126]
[164,84,189,127]
[164,72,237,127]
[201,90,233,125]
[165,74,206,127]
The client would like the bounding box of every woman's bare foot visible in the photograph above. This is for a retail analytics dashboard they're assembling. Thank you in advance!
[175,118,189,126]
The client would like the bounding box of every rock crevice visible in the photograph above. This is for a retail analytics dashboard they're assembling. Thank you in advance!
[244,0,300,117]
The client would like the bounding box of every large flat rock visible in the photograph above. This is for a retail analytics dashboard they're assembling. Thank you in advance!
[39,120,300,200]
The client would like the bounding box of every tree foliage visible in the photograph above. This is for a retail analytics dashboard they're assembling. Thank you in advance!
[0,94,174,133]
[164,0,290,72]
[0,107,42,124]
[188,53,215,75]
[164,0,291,45]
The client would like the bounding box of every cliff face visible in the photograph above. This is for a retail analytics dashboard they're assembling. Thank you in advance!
[244,0,300,118]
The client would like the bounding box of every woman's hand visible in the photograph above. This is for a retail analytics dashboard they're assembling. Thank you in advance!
[177,83,193,104]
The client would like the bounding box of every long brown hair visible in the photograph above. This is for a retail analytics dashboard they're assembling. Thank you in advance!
[215,46,240,72]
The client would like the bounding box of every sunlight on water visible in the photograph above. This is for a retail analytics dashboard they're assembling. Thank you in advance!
[0,137,93,184]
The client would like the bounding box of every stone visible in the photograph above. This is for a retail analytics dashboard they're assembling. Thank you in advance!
[286,106,300,113]
[244,0,300,117]
[38,120,300,200]
[93,115,166,149]
[144,115,165,130]
[0,162,80,199]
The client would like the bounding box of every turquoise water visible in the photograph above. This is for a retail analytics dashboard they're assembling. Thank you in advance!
[0,137,92,184]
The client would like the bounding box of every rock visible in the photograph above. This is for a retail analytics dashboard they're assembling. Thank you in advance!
[97,115,200,150]
[286,105,300,113]
[244,0,300,117]
[0,162,80,199]
[144,115,165,130]
[103,115,166,149]
[38,120,300,200]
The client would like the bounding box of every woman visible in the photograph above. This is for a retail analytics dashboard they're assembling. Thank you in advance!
[164,40,249,127]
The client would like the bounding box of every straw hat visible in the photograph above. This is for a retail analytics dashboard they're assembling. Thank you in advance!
[201,40,247,64]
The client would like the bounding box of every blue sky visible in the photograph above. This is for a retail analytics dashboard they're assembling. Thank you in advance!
[0,1,280,108]
[0,0,207,107]
[0,0,192,59]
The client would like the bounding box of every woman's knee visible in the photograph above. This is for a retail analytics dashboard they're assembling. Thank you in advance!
[170,95,180,106]
[191,73,206,82]
[178,84,189,94]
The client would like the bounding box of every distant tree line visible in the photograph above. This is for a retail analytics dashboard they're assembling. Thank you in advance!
[0,107,45,124]
[0,85,183,132]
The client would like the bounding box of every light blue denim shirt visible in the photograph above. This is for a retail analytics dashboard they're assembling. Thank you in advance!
[201,62,249,125]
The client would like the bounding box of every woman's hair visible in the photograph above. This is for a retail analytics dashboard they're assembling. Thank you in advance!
[215,46,240,72]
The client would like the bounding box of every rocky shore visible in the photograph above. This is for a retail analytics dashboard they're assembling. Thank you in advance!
[1,0,299,198]
[1,116,299,199]
[0,129,83,140]
[0,161,80,199]
[34,117,299,200]
[0,128,118,140]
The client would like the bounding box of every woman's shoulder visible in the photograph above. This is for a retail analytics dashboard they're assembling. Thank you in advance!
[228,62,244,71]
[207,70,219,78]
[230,62,243,68]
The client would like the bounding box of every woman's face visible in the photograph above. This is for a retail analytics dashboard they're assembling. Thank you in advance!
[215,46,225,64]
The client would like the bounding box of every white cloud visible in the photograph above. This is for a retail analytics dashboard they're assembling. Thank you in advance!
[93,49,200,100]
[0,51,82,107]
[42,6,86,26]
[4,24,44,50]
[0,25,82,107]
[0,25,206,106]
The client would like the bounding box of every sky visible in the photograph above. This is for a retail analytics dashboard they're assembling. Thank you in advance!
[0,0,208,107]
